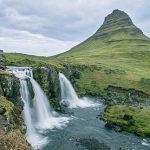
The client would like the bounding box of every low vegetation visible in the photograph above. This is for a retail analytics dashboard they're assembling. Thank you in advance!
[101,105,150,137]
[0,96,24,132]
[0,131,32,150]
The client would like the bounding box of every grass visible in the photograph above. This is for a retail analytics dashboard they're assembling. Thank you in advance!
[101,105,150,137]
[0,131,32,150]
[0,96,23,131]
[3,35,150,97]
[0,96,14,113]
[4,53,62,69]
[3,10,150,97]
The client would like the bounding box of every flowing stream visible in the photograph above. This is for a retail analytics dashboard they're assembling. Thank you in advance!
[6,67,150,150]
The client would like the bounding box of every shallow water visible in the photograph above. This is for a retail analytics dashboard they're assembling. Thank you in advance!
[36,98,150,150]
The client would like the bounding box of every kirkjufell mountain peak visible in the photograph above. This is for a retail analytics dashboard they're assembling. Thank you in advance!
[94,9,144,40]
[58,9,150,55]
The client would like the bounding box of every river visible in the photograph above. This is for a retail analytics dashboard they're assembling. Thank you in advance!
[43,98,150,150]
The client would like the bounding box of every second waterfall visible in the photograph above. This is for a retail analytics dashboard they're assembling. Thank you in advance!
[59,73,98,108]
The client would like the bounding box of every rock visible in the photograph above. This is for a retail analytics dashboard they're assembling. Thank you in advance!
[0,106,6,114]
[33,66,61,109]
[104,85,150,107]
[0,75,23,109]
[0,96,24,132]
[0,54,7,70]
[78,138,111,150]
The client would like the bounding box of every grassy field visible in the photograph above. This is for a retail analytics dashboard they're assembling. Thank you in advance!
[3,32,150,96]
[54,32,150,96]
[101,105,150,137]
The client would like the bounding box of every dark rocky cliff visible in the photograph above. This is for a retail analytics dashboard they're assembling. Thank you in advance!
[0,54,7,70]
[0,71,24,134]
[0,73,23,109]
[33,66,61,110]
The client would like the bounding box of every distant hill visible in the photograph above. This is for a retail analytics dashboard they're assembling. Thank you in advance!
[55,9,150,60]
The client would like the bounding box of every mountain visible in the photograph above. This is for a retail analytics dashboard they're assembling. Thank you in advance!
[1,9,150,141]
[92,9,143,40]
[3,9,150,96]
[52,9,150,95]
[55,9,150,58]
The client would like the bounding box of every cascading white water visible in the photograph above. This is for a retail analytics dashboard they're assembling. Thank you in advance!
[30,78,53,124]
[59,73,78,107]
[6,67,70,149]
[7,67,48,149]
[59,73,98,108]
[20,78,48,149]
[20,79,35,136]
[29,77,69,130]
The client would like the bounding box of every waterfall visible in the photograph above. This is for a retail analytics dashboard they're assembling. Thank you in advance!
[59,73,98,108]
[6,67,70,149]
[30,78,53,125]
[29,77,69,130]
[20,78,48,149]
[20,79,35,136]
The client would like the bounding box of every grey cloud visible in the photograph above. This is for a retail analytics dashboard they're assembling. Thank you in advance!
[0,0,150,56]
[1,0,150,40]
[0,27,79,56]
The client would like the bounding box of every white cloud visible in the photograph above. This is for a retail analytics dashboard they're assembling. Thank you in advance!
[0,28,79,56]
[0,0,149,56]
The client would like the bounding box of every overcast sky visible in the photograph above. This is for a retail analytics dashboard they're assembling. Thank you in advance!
[0,0,150,56]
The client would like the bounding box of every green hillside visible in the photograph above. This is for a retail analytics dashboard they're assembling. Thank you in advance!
[51,9,150,95]
[1,9,150,138]
[3,9,150,96]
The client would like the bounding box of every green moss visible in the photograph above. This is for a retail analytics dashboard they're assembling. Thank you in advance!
[101,105,150,137]
[0,96,23,132]
[0,96,14,113]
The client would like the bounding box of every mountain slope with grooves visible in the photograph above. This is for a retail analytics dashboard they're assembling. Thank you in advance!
[52,9,150,96]
[3,9,150,96]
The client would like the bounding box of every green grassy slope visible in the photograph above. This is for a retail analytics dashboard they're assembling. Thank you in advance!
[101,104,150,137]
[51,9,150,95]
[3,10,150,96]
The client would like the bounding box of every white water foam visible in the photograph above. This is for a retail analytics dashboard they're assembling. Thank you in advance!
[142,139,150,147]
[59,73,99,108]
[29,77,70,130]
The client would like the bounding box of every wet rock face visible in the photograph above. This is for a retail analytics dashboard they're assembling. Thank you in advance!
[63,65,82,85]
[78,138,111,150]
[105,85,150,107]
[63,64,100,85]
[0,106,6,115]
[33,66,61,109]
[0,75,23,109]
[0,54,7,70]
[0,96,24,133]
